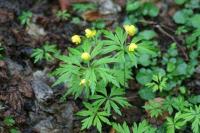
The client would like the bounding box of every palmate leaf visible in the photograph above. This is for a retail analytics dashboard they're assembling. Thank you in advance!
[31,42,59,63]
[96,67,119,87]
[132,120,156,133]
[113,120,156,133]
[90,87,130,115]
[137,41,156,56]
[77,102,110,133]
[103,27,127,47]
[101,44,121,54]
[91,42,104,58]
[92,56,118,66]
[57,55,81,65]
[103,30,121,46]
[52,64,80,86]
[112,122,130,133]
[143,100,163,118]
[166,112,186,133]
[85,68,97,95]
[31,48,44,63]
[111,67,132,87]
[180,105,200,133]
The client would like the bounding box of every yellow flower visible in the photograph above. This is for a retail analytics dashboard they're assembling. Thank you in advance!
[80,79,86,85]
[81,52,91,61]
[123,25,137,36]
[71,35,81,45]
[128,43,138,52]
[85,28,96,38]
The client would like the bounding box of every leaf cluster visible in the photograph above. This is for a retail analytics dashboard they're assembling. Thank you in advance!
[31,42,60,63]
[18,11,32,26]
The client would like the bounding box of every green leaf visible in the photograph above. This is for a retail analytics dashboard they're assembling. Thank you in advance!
[175,0,186,5]
[138,54,151,66]
[126,1,141,12]
[90,87,130,115]
[77,103,110,132]
[132,120,156,133]
[190,14,200,28]
[136,68,153,85]
[4,116,15,126]
[142,2,159,17]
[173,11,187,24]
[138,87,155,100]
[112,122,130,133]
[188,95,200,104]
[139,30,157,40]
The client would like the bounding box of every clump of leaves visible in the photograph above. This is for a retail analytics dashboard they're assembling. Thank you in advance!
[166,112,186,133]
[143,99,164,118]
[56,10,71,21]
[181,105,200,133]
[18,11,32,26]
[50,26,156,132]
[77,102,111,133]
[112,120,156,133]
[112,122,130,133]
[132,120,156,133]
[52,27,156,99]
[145,73,167,92]
[31,42,59,63]
[126,0,159,23]
[90,86,131,115]
[4,116,15,127]
[3,116,20,133]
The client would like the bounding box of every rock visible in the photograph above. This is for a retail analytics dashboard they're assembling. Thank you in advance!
[31,80,53,103]
[32,102,74,133]
[60,102,73,132]
[5,58,23,75]
[195,80,200,87]
[26,23,47,40]
[29,110,47,124]
[99,0,121,15]
[33,117,60,133]
[33,70,56,85]
[195,65,200,74]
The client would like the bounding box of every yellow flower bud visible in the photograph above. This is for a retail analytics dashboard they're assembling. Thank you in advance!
[128,43,138,52]
[80,79,86,85]
[85,28,96,38]
[81,52,91,61]
[71,35,81,45]
[123,25,137,36]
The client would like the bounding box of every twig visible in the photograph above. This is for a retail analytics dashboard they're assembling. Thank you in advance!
[139,19,188,60]
[155,24,188,61]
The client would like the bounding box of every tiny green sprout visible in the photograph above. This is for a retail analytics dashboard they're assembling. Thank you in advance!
[179,86,186,94]
[56,10,70,21]
[143,99,164,118]
[145,73,167,92]
[3,116,15,127]
[31,42,59,63]
[10,128,21,133]
[18,11,32,26]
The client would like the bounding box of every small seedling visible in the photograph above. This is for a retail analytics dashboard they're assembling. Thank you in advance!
[56,10,71,21]
[18,11,32,26]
